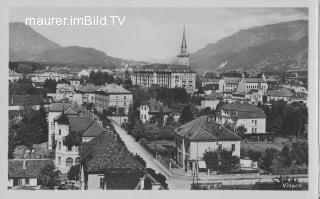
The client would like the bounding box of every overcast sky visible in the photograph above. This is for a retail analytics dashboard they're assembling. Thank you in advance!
[10,7,307,62]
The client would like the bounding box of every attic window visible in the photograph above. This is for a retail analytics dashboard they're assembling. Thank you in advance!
[252,112,256,117]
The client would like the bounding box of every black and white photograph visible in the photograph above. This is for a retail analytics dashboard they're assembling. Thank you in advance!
[1,0,318,198]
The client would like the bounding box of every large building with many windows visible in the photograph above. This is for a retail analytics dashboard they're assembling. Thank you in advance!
[131,64,196,93]
[131,27,196,94]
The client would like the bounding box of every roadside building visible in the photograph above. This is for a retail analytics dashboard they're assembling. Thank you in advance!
[53,113,106,173]
[79,133,146,190]
[217,101,266,134]
[175,116,242,172]
[9,70,21,82]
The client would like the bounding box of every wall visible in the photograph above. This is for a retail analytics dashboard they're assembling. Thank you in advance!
[201,100,219,110]
[87,174,104,190]
[189,140,241,160]
[236,118,266,134]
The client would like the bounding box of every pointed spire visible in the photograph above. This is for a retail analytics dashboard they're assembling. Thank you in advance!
[181,26,187,53]
[80,165,85,190]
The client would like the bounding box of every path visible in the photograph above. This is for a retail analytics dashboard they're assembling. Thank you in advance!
[111,120,174,179]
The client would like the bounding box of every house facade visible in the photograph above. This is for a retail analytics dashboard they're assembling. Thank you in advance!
[175,116,242,172]
[217,101,266,134]
[139,99,172,123]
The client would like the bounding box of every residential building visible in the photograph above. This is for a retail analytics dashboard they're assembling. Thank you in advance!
[75,84,133,114]
[266,89,294,102]
[175,116,242,172]
[77,69,91,78]
[139,99,172,123]
[53,113,106,173]
[79,133,146,190]
[48,103,80,150]
[9,70,21,82]
[47,84,77,102]
[8,159,53,189]
[217,101,266,134]
[94,84,133,114]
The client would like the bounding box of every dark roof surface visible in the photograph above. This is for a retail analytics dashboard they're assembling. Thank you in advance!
[142,99,172,113]
[175,116,242,142]
[8,159,53,178]
[79,133,144,173]
[135,64,195,73]
[68,116,105,137]
[221,101,266,119]
[9,95,44,106]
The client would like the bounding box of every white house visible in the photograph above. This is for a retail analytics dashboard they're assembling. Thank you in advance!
[77,69,91,78]
[217,101,266,134]
[53,113,106,173]
[139,99,172,123]
[266,89,294,102]
[175,116,242,172]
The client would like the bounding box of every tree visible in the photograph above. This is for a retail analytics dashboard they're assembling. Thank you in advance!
[203,150,219,171]
[165,114,175,126]
[179,105,193,124]
[38,162,60,189]
[131,119,146,141]
[8,122,21,159]
[260,148,279,172]
[247,149,262,162]
[67,165,80,181]
[235,125,247,136]
[43,79,57,93]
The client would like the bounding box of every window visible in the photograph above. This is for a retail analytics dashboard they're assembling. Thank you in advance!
[51,122,54,130]
[59,129,61,135]
[67,145,72,152]
[75,157,80,165]
[231,144,235,152]
[252,128,254,133]
[58,156,61,165]
[100,177,105,189]
[124,96,126,100]
[124,102,126,106]
[218,144,222,151]
[58,142,61,151]
[66,157,73,167]
[25,178,29,185]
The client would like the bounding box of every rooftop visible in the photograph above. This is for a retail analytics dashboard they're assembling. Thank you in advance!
[221,101,266,119]
[141,99,172,113]
[8,159,53,178]
[134,64,195,73]
[68,116,105,137]
[266,89,294,97]
[79,133,144,173]
[175,116,242,142]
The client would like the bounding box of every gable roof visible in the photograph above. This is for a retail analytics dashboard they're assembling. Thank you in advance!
[49,102,74,112]
[96,84,132,94]
[67,116,105,137]
[244,78,266,83]
[8,159,53,178]
[221,101,266,119]
[175,116,242,142]
[79,133,144,173]
[204,92,223,100]
[142,99,172,113]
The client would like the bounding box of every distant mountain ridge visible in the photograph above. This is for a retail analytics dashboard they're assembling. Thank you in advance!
[9,22,147,67]
[188,20,308,73]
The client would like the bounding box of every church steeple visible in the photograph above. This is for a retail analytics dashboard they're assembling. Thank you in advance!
[178,26,190,67]
[180,26,187,54]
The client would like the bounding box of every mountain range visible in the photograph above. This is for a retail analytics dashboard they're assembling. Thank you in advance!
[9,20,308,73]
[187,20,308,73]
[9,22,147,67]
